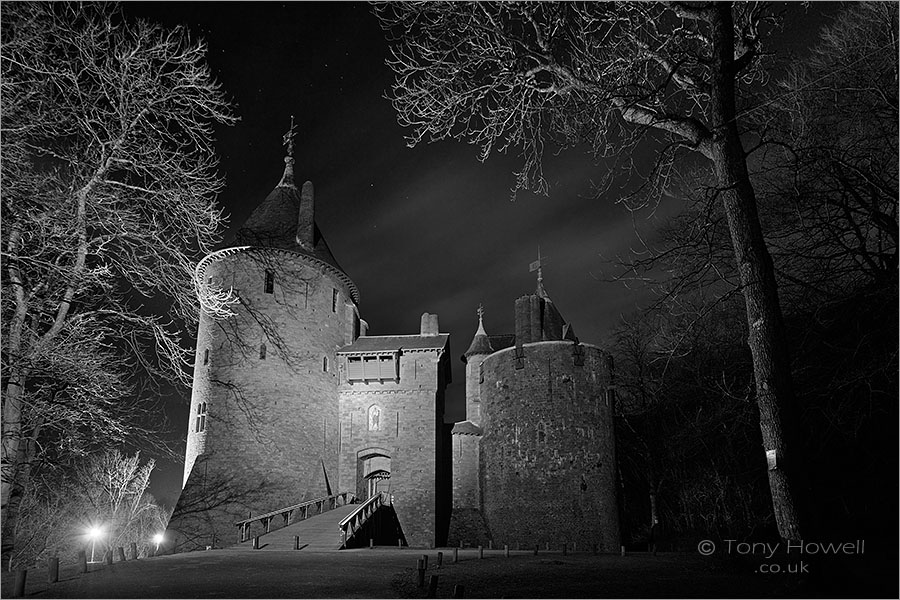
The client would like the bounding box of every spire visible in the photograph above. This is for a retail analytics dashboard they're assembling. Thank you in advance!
[475,304,487,336]
[278,115,298,188]
[529,246,550,299]
[463,303,493,361]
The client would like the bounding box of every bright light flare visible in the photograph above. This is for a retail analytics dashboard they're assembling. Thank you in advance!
[87,526,103,539]
[153,533,165,544]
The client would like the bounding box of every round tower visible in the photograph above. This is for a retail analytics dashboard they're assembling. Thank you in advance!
[175,148,361,550]
[475,269,620,551]
[461,304,492,425]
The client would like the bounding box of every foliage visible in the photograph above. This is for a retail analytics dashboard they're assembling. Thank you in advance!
[0,1,235,565]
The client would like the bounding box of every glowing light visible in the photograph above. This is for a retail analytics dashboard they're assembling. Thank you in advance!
[153,533,164,545]
[87,526,103,539]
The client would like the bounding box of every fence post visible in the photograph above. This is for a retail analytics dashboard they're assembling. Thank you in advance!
[77,550,87,574]
[130,542,138,560]
[369,538,374,549]
[116,546,126,562]
[452,584,465,598]
[48,557,59,584]
[294,536,300,550]
[416,559,425,587]
[427,574,439,598]
[13,568,26,598]
[398,538,403,548]
[534,544,539,556]
[620,545,626,557]
[421,554,428,570]
[252,537,259,550]
[453,547,459,563]
[477,545,483,559]
[105,550,113,566]
[504,544,509,558]
[437,551,443,568]
[562,543,567,556]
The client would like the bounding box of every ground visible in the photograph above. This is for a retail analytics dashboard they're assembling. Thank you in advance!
[2,546,894,598]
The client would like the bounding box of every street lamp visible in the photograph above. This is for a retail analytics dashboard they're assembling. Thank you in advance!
[86,526,103,563]
[153,533,164,556]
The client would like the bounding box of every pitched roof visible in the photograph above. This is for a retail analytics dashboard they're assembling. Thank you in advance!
[337,334,450,354]
[231,157,359,302]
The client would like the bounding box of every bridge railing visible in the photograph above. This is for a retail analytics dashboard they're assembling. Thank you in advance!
[338,492,389,548]
[235,491,357,543]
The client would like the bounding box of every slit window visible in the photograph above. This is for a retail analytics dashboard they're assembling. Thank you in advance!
[264,270,275,294]
[332,289,339,312]
[195,402,207,433]
[203,348,209,365]
[323,356,329,372]
[259,343,267,360]
[537,421,546,444]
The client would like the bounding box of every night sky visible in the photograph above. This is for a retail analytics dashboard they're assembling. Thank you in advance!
[122,2,839,508]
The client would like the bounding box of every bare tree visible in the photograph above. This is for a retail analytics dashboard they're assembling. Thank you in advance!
[376,1,804,539]
[1,2,235,565]
[7,451,168,570]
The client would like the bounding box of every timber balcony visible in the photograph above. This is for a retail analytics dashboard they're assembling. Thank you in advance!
[234,491,357,543]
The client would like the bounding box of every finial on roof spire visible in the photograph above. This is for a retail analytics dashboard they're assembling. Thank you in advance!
[475,303,487,336]
[529,246,550,299]
[278,115,298,188]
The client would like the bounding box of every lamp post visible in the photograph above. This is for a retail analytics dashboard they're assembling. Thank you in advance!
[87,526,103,563]
[153,533,164,556]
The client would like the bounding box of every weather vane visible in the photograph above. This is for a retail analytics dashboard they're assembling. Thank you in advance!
[282,115,297,157]
[529,246,550,297]
[529,245,550,282]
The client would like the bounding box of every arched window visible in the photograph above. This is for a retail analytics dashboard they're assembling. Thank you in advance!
[259,343,267,360]
[264,270,275,294]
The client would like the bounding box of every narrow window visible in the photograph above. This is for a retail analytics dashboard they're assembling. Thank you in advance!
[332,289,338,312]
[195,402,207,433]
[259,343,267,360]
[264,270,275,294]
[537,421,546,444]
[323,356,329,372]
[203,348,209,365]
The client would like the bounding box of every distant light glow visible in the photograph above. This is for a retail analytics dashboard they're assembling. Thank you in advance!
[153,533,165,544]
[87,526,103,540]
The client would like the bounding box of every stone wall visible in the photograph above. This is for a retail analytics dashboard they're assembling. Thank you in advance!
[478,341,620,551]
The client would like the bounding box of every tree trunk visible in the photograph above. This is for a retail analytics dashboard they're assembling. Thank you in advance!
[706,4,803,541]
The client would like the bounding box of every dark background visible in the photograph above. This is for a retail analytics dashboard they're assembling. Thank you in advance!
[122,2,839,509]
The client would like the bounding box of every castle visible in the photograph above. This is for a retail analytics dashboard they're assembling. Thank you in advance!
[167,144,620,551]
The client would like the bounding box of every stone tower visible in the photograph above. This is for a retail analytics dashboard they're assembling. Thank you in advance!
[336,312,452,547]
[170,150,362,550]
[449,262,621,551]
